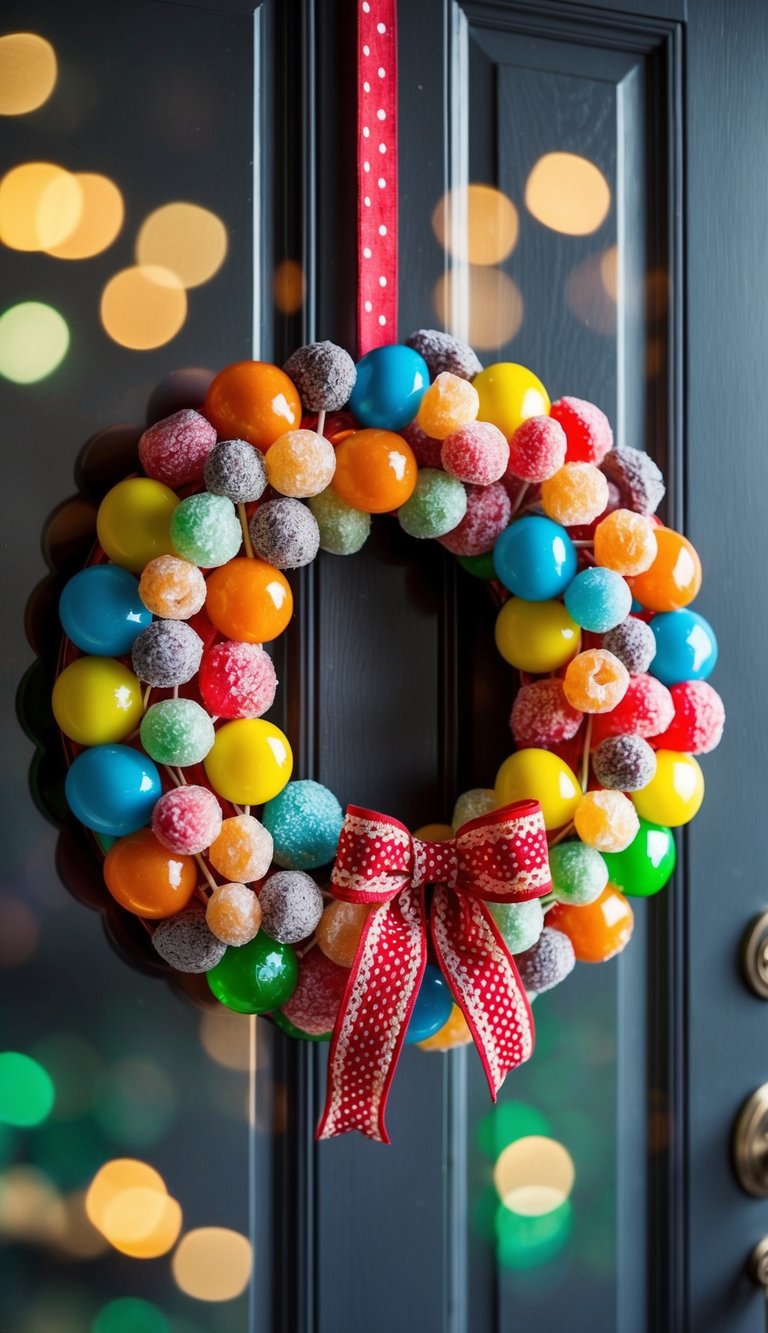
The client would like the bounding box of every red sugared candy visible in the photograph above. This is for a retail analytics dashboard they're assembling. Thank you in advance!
[506,415,567,484]
[651,680,725,755]
[591,672,675,743]
[549,396,613,465]
[151,785,223,856]
[438,481,511,555]
[401,422,444,470]
[198,641,278,720]
[510,679,583,747]
[280,946,348,1035]
[441,422,509,486]
[139,409,217,487]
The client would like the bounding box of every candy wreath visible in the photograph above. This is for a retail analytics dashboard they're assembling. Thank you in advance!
[27,331,724,1137]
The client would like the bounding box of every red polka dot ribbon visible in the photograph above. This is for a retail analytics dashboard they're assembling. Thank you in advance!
[356,0,398,355]
[316,801,552,1142]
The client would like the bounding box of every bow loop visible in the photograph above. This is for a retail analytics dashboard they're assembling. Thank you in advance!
[331,805,413,904]
[454,800,551,904]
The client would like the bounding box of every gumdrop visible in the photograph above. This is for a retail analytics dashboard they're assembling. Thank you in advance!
[204,438,268,504]
[199,641,277,720]
[208,814,274,883]
[549,397,613,465]
[416,372,479,439]
[280,947,348,1035]
[510,679,583,747]
[594,508,658,575]
[317,900,370,968]
[398,469,467,539]
[265,429,336,498]
[574,789,639,852]
[592,734,657,791]
[564,566,632,633]
[248,498,320,569]
[152,908,227,973]
[308,487,371,556]
[562,649,629,714]
[139,555,207,620]
[206,882,263,946]
[152,785,223,855]
[283,341,357,412]
[441,422,509,486]
[139,408,217,487]
[651,680,725,755]
[262,780,343,870]
[506,415,567,483]
[601,446,665,515]
[590,673,674,742]
[438,482,511,556]
[405,328,482,381]
[140,698,215,767]
[131,619,203,688]
[540,462,609,526]
[515,928,575,996]
[602,617,657,675]
[258,870,324,944]
[549,842,608,906]
[170,493,242,567]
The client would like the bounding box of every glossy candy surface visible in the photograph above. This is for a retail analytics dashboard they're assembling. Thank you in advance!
[65,745,162,837]
[203,719,293,805]
[332,429,417,513]
[348,344,429,430]
[601,818,676,897]
[203,361,302,451]
[495,748,581,831]
[472,362,550,438]
[59,566,151,656]
[493,516,577,601]
[649,609,718,685]
[628,527,702,612]
[405,964,454,1043]
[495,598,580,673]
[205,558,293,643]
[103,828,198,919]
[548,885,634,963]
[631,750,704,827]
[207,932,298,1013]
[96,478,178,573]
[52,657,143,745]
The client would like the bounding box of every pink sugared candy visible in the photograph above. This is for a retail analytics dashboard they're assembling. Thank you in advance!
[438,481,511,555]
[506,416,567,484]
[401,422,444,470]
[651,680,725,755]
[549,397,613,464]
[139,409,217,487]
[280,946,348,1035]
[151,785,223,856]
[591,672,675,744]
[510,679,583,747]
[441,422,509,486]
[198,641,278,720]
[541,462,609,526]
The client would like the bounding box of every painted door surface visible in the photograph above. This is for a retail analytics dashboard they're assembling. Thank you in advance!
[0,2,764,1332]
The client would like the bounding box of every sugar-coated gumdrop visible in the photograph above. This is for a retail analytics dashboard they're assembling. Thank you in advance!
[563,649,629,714]
[628,527,702,613]
[332,428,417,512]
[65,744,162,837]
[439,482,511,556]
[204,361,302,451]
[349,345,429,431]
[549,841,608,906]
[405,963,453,1043]
[151,785,222,856]
[152,908,227,973]
[489,898,544,954]
[564,566,632,633]
[416,371,479,439]
[103,828,198,919]
[547,886,634,963]
[506,415,567,483]
[131,619,203,688]
[140,698,215,767]
[96,477,178,573]
[451,788,496,832]
[590,672,674,741]
[574,789,639,852]
[441,421,509,486]
[417,1004,472,1051]
[317,900,370,967]
[280,947,348,1035]
[52,657,144,746]
[207,932,298,1013]
[208,814,274,883]
[59,565,152,656]
[139,409,217,487]
[601,446,665,515]
[139,555,207,621]
[258,870,323,944]
[495,748,581,831]
[649,609,717,686]
[594,509,658,576]
[205,557,292,643]
[406,328,482,382]
[495,597,581,674]
[601,818,676,898]
[652,680,724,755]
[170,493,242,568]
[592,734,656,792]
[283,341,357,412]
[262,780,343,870]
[248,498,319,569]
[206,882,263,946]
[204,719,292,806]
[308,487,371,556]
[401,421,444,469]
[515,928,575,996]
[493,516,577,601]
[198,641,277,720]
[631,750,704,827]
[540,462,609,527]
[398,468,467,539]
[472,363,550,438]
[549,397,613,464]
[265,430,336,498]
[203,438,268,504]
[602,617,657,674]
[510,679,583,747]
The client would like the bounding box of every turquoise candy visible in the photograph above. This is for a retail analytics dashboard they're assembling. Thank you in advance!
[564,566,632,633]
[489,899,544,954]
[140,698,215,767]
[397,468,467,539]
[309,487,371,555]
[170,492,242,567]
[263,779,344,870]
[207,933,299,1014]
[549,842,608,906]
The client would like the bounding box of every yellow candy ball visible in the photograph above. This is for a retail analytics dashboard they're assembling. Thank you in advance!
[52,656,143,745]
[495,597,581,673]
[96,477,179,573]
[495,748,581,831]
[417,1004,473,1051]
[472,362,550,439]
[631,750,704,827]
[203,719,293,805]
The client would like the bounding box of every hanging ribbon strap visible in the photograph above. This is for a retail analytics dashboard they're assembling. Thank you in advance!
[357,0,399,355]
[316,801,552,1142]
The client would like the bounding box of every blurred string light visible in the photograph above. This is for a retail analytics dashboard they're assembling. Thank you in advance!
[0,1051,55,1126]
[273,259,304,314]
[433,266,523,350]
[0,33,57,115]
[92,1297,169,1333]
[172,1227,253,1302]
[100,266,187,350]
[0,301,70,383]
[136,203,227,288]
[493,1134,575,1217]
[432,184,519,266]
[496,1199,573,1271]
[0,162,81,250]
[0,1164,65,1243]
[46,173,124,259]
[525,152,611,236]
[476,1099,551,1159]
[85,1157,182,1258]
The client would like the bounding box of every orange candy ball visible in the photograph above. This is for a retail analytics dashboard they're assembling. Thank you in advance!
[417,1003,473,1051]
[316,900,370,968]
[547,885,634,963]
[593,509,658,576]
[627,526,702,612]
[540,462,609,526]
[103,828,198,919]
[206,882,263,946]
[332,429,417,513]
[416,372,479,440]
[574,790,639,853]
[208,814,274,883]
[563,649,629,714]
[204,361,302,452]
[265,429,336,498]
[205,557,293,643]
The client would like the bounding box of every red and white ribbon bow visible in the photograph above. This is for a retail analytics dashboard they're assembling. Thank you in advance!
[316,800,551,1142]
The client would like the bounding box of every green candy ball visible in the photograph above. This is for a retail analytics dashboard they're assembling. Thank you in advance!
[170,492,242,567]
[458,551,496,579]
[549,842,609,906]
[397,468,467,539]
[601,818,676,897]
[489,898,544,955]
[309,487,370,555]
[208,932,299,1014]
[140,698,215,767]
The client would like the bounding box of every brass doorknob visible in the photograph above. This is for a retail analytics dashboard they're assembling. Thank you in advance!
[734,1086,768,1195]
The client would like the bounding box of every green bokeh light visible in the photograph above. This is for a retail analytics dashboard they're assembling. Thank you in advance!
[0,301,70,383]
[496,1198,572,1270]
[92,1298,169,1333]
[91,1058,176,1148]
[476,1099,551,1159]
[31,1032,103,1120]
[0,1052,55,1127]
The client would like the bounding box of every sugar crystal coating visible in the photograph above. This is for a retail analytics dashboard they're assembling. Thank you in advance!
[152,908,227,973]
[549,397,613,465]
[208,814,274,883]
[248,498,319,569]
[316,900,370,967]
[398,468,467,539]
[139,408,217,487]
[564,566,632,633]
[258,870,323,944]
[489,898,544,954]
[441,421,509,486]
[262,780,343,870]
[401,421,445,469]
[506,415,567,483]
[206,882,263,946]
[140,698,215,767]
[308,487,371,556]
[204,438,268,503]
[549,841,608,906]
[602,617,657,674]
[451,788,496,832]
[199,641,277,719]
[131,619,203,688]
[405,328,482,382]
[592,734,657,791]
[590,672,674,741]
[601,446,665,515]
[139,555,206,620]
[265,430,336,498]
[283,341,357,412]
[280,947,348,1035]
[152,785,223,855]
[651,679,725,755]
[510,679,583,747]
[574,789,640,852]
[170,493,242,568]
[563,649,629,713]
[438,481,511,556]
[541,462,609,526]
[515,927,575,995]
[594,508,658,575]
[416,372,479,439]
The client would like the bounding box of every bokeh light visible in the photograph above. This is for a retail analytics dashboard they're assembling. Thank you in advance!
[92,1297,169,1333]
[477,1099,551,1159]
[100,1186,182,1258]
[0,33,57,115]
[0,892,39,966]
[31,1032,103,1119]
[432,184,519,265]
[0,301,70,383]
[11,1286,92,1333]
[172,1226,253,1301]
[0,1051,54,1126]
[525,152,611,235]
[565,252,617,335]
[45,173,124,259]
[54,1190,108,1259]
[273,258,304,314]
[85,1158,166,1232]
[136,202,227,288]
[0,1165,65,1243]
[600,244,618,302]
[496,1198,572,1270]
[199,1008,257,1071]
[0,162,82,250]
[100,266,187,349]
[434,266,523,349]
[91,1058,176,1147]
[494,1135,575,1216]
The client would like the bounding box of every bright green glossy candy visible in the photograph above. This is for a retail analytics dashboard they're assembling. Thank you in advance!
[458,551,496,579]
[601,817,676,898]
[207,932,298,1014]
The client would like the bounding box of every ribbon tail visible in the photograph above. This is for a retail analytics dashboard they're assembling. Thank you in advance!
[430,884,535,1102]
[316,882,427,1143]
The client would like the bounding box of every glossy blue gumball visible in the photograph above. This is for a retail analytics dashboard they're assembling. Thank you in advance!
[59,565,152,656]
[649,609,718,686]
[65,744,162,837]
[493,516,577,601]
[564,566,632,633]
[349,344,429,430]
[405,964,454,1044]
